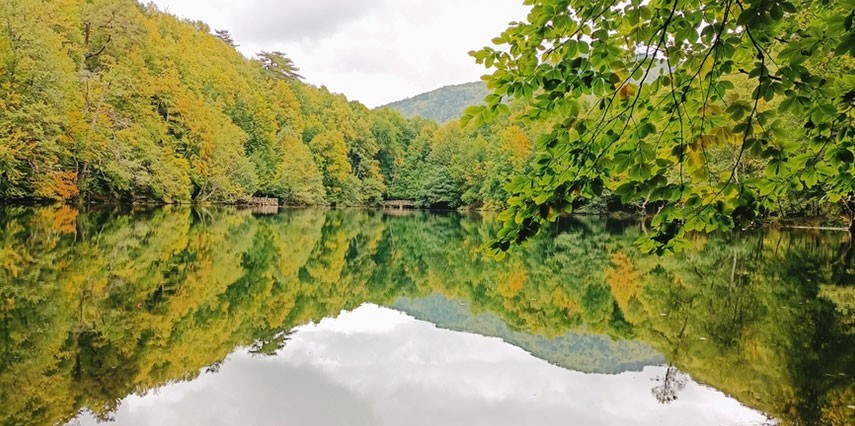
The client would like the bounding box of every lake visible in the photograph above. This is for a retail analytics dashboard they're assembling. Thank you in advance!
[0,206,852,425]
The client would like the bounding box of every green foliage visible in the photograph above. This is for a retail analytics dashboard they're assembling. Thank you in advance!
[469,0,855,254]
[2,0,502,207]
[386,116,536,209]
[257,51,303,80]
[4,0,851,224]
[383,81,489,123]
[0,0,81,200]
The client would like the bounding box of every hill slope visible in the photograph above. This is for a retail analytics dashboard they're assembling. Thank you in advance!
[382,81,487,123]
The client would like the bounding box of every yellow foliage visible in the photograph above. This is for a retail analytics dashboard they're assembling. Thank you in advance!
[605,252,640,310]
[497,261,527,298]
[500,125,532,167]
[551,287,581,314]
[51,205,79,234]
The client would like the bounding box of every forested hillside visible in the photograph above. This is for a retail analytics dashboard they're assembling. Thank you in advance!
[0,0,534,208]
[383,81,488,123]
[4,0,846,225]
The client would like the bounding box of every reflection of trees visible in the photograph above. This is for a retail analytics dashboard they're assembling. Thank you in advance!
[651,365,688,404]
[249,330,294,357]
[205,360,223,374]
[615,230,854,426]
[648,315,691,405]
[0,206,851,425]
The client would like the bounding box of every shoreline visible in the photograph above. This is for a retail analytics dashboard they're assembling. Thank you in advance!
[1,201,851,232]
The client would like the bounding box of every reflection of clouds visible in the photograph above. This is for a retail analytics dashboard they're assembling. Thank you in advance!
[74,305,767,426]
[77,356,379,426]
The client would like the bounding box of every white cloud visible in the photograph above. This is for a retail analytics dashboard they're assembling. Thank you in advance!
[74,305,767,426]
[149,0,528,107]
[232,0,385,42]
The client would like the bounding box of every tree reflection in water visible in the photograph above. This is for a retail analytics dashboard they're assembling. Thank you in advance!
[0,205,851,425]
[651,365,688,404]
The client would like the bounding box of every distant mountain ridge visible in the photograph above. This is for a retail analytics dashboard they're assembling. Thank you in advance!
[382,81,488,123]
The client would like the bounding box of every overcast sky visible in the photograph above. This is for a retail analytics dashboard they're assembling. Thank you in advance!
[76,305,766,425]
[148,0,529,107]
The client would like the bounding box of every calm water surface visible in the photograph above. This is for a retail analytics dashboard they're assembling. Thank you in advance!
[0,206,851,425]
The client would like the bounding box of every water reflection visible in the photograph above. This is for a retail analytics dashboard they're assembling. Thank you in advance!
[73,305,768,426]
[0,205,851,425]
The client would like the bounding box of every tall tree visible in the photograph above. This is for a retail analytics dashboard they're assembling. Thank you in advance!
[214,29,237,47]
[257,51,304,80]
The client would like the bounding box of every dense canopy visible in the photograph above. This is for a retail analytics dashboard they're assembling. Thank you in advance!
[2,0,851,238]
[469,0,855,253]
[0,0,538,209]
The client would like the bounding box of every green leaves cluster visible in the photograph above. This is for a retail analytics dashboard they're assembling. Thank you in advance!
[386,116,537,209]
[471,0,855,253]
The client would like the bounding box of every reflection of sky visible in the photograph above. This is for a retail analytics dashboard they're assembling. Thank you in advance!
[73,305,768,426]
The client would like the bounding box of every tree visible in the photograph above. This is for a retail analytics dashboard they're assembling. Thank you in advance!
[0,0,82,200]
[214,29,237,47]
[308,130,352,203]
[468,0,855,254]
[257,51,304,80]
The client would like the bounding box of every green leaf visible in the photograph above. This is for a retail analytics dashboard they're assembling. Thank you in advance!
[615,182,635,196]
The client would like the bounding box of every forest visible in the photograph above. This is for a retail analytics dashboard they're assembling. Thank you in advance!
[1,1,852,424]
[382,81,489,124]
[0,0,538,209]
[3,0,851,231]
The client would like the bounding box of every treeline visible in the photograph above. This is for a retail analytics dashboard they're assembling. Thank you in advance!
[4,0,841,221]
[0,0,535,207]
